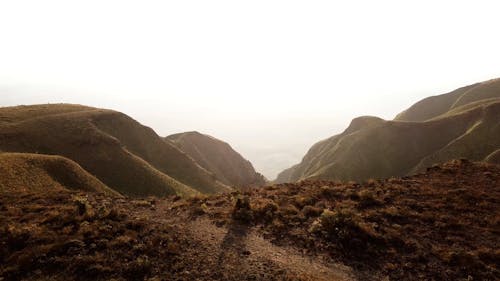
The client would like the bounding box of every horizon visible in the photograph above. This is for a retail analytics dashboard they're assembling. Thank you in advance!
[1,1,500,179]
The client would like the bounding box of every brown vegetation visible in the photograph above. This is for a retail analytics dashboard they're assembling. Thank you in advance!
[1,160,498,280]
[191,160,500,280]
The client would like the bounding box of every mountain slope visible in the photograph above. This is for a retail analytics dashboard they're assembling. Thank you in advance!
[0,104,228,196]
[0,152,119,196]
[166,131,266,188]
[2,160,498,280]
[276,78,500,183]
[395,78,500,121]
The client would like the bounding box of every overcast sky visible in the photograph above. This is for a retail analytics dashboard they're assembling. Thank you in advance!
[1,0,500,179]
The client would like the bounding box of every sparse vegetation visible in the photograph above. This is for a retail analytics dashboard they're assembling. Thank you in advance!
[1,160,499,280]
[184,160,500,280]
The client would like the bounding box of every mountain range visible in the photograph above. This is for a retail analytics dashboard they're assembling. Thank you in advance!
[1,78,499,280]
[0,105,262,197]
[0,77,499,196]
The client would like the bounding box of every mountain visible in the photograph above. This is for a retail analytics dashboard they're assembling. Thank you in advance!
[0,104,230,196]
[276,78,500,183]
[166,131,266,188]
[0,152,119,196]
[395,78,500,121]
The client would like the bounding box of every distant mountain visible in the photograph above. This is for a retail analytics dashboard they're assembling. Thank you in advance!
[276,78,500,183]
[0,152,119,196]
[166,131,266,188]
[0,104,230,196]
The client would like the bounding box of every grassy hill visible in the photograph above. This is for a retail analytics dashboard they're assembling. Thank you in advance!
[166,131,266,188]
[276,78,500,183]
[0,152,119,196]
[0,104,228,196]
[395,78,500,121]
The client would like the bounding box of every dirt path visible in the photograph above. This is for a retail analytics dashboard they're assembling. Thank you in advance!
[133,200,356,281]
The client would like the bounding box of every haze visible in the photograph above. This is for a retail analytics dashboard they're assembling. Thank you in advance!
[1,0,500,179]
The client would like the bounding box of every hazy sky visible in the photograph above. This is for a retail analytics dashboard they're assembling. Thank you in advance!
[1,1,500,179]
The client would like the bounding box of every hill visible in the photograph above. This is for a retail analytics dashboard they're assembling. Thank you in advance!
[0,104,229,196]
[1,160,498,280]
[395,78,500,121]
[276,78,500,183]
[166,131,266,188]
[0,152,119,196]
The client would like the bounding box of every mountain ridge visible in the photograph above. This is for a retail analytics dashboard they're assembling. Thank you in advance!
[276,78,500,183]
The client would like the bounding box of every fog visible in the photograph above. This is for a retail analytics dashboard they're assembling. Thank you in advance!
[1,1,500,179]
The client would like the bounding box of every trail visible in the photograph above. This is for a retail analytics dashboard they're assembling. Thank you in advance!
[133,200,356,281]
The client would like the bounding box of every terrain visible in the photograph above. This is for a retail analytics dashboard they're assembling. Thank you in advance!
[276,78,500,183]
[0,104,230,197]
[166,131,266,188]
[1,160,498,280]
[0,152,118,196]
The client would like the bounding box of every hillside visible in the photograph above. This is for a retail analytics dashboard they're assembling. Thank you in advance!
[0,152,119,196]
[166,131,266,188]
[0,104,229,196]
[1,160,498,280]
[276,78,500,183]
[395,78,500,121]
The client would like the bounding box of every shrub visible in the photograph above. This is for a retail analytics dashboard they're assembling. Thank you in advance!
[252,199,278,222]
[232,196,253,223]
[302,205,323,218]
[357,190,382,209]
[317,208,381,255]
[292,195,316,209]
[319,209,358,240]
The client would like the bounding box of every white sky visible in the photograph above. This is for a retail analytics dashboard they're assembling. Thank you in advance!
[1,0,500,179]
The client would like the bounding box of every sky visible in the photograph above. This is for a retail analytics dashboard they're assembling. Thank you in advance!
[1,1,500,179]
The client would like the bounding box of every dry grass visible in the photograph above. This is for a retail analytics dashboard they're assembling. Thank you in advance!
[0,190,182,281]
[0,152,119,196]
[190,160,500,280]
[1,158,498,280]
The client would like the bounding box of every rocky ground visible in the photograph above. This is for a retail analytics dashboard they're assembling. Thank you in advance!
[1,160,499,280]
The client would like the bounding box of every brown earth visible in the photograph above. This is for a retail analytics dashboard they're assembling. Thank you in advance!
[1,160,498,280]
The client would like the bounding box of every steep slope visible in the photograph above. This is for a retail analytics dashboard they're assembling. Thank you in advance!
[0,104,228,196]
[0,152,119,196]
[166,131,266,188]
[276,78,500,183]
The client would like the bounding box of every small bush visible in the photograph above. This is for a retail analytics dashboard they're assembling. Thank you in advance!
[302,205,323,218]
[252,199,278,222]
[232,196,253,223]
[357,190,382,209]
